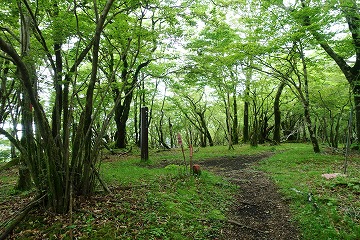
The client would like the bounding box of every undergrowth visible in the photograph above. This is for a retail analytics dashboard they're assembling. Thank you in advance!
[258,144,360,240]
[3,149,237,239]
[1,143,359,239]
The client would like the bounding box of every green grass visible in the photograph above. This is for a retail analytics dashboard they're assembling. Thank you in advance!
[0,167,18,199]
[96,152,237,239]
[5,147,237,239]
[1,143,359,239]
[257,143,360,240]
[139,144,288,167]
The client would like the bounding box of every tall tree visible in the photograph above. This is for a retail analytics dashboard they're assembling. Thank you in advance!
[284,0,360,146]
[100,1,184,148]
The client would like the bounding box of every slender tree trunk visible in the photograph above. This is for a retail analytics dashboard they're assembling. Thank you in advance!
[243,68,251,143]
[334,114,342,148]
[250,118,258,147]
[232,91,239,144]
[304,104,320,152]
[169,117,174,148]
[299,42,320,153]
[259,115,269,144]
[323,116,331,146]
[158,95,170,149]
[273,82,286,143]
[134,88,139,146]
[17,6,33,191]
[81,0,115,196]
[353,87,360,147]
[0,0,116,214]
[225,92,234,149]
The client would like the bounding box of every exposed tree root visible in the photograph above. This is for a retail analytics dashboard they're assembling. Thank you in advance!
[0,194,46,240]
[227,219,266,234]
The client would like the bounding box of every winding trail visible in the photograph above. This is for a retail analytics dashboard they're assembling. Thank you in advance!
[200,153,300,240]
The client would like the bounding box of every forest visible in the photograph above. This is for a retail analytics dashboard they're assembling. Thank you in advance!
[0,0,359,239]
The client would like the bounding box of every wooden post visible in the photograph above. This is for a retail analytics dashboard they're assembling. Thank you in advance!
[140,107,148,161]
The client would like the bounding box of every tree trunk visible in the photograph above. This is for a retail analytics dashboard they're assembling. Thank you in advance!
[259,115,270,144]
[198,111,214,147]
[81,0,115,196]
[0,0,116,214]
[243,69,251,143]
[225,91,233,149]
[18,8,34,191]
[114,60,151,149]
[299,41,320,153]
[114,87,135,148]
[16,163,32,190]
[273,82,286,143]
[134,88,139,146]
[353,87,360,147]
[232,91,239,144]
[304,104,320,152]
[250,118,259,147]
[157,95,170,149]
[169,117,174,148]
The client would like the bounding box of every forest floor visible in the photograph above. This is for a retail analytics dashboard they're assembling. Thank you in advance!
[200,153,301,240]
[0,152,301,239]
[2,145,359,239]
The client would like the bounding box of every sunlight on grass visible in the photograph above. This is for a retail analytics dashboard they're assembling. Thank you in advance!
[258,144,360,240]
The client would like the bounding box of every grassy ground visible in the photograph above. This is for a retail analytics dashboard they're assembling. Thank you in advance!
[0,143,359,239]
[257,144,360,240]
[1,147,238,239]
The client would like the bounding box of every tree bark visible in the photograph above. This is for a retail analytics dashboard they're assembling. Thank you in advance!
[114,60,150,149]
[232,91,239,144]
[18,4,34,191]
[225,91,234,149]
[81,0,115,196]
[299,41,320,153]
[243,67,251,143]
[169,117,174,148]
[273,82,286,143]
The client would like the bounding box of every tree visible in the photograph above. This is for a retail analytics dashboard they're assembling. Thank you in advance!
[285,0,360,146]
[170,87,214,147]
[99,1,186,148]
[0,0,116,213]
[184,11,242,148]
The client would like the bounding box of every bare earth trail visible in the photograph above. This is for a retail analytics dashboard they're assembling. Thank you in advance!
[199,153,301,240]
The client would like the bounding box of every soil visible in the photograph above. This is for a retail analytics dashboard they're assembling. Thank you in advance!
[1,153,301,239]
[199,153,301,240]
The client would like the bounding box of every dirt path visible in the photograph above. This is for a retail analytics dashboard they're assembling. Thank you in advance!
[200,153,300,240]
